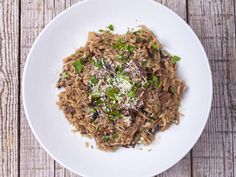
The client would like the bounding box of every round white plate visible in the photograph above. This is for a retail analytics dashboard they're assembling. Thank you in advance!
[23,0,212,176]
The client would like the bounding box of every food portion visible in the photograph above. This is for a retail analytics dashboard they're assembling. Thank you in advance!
[57,25,185,151]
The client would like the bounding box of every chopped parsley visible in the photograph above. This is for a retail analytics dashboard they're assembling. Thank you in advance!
[117,72,130,81]
[125,44,135,53]
[91,95,103,106]
[91,107,97,113]
[89,75,99,85]
[102,135,111,142]
[115,65,124,73]
[92,59,103,69]
[171,55,181,64]
[73,60,83,73]
[114,38,124,50]
[151,42,159,50]
[111,133,118,140]
[109,110,123,121]
[148,75,161,88]
[128,84,139,98]
[128,90,136,98]
[102,133,118,142]
[106,87,119,100]
[62,71,69,79]
[107,24,114,31]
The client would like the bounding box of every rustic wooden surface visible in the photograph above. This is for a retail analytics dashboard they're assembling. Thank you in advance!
[0,0,235,176]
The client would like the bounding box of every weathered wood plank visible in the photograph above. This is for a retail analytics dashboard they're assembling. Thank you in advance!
[188,0,235,176]
[0,1,19,177]
[20,0,54,176]
[231,1,236,176]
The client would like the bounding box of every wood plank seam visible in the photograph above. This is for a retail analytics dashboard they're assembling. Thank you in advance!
[18,0,21,177]
[185,1,194,177]
[230,0,236,176]
[220,2,227,177]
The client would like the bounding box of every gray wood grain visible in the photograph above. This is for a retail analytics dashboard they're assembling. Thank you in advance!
[188,0,236,176]
[0,1,19,177]
[20,0,54,176]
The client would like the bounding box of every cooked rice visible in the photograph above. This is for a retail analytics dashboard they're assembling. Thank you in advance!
[57,25,185,151]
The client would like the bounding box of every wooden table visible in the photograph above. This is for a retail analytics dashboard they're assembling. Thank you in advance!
[1,0,235,176]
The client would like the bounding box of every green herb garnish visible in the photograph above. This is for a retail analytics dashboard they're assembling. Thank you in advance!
[107,24,114,31]
[73,60,83,73]
[171,55,181,64]
[151,43,159,50]
[143,82,149,88]
[102,135,111,142]
[148,75,161,88]
[128,90,136,98]
[89,75,99,85]
[115,38,124,50]
[99,29,104,32]
[128,84,138,98]
[125,44,135,53]
[106,87,119,99]
[116,65,124,73]
[91,95,103,106]
[118,72,130,81]
[91,107,98,113]
[109,110,122,121]
[92,59,103,69]
[111,133,118,140]
[149,75,158,84]
[62,71,69,79]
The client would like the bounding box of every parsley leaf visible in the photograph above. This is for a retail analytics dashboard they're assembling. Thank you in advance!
[151,42,159,50]
[126,44,135,53]
[92,59,103,69]
[62,71,69,79]
[73,60,83,73]
[114,38,124,50]
[128,84,138,98]
[171,55,181,64]
[102,135,111,142]
[117,72,130,81]
[111,133,118,140]
[148,75,161,88]
[106,87,118,99]
[107,24,114,31]
[109,110,122,121]
[89,75,99,85]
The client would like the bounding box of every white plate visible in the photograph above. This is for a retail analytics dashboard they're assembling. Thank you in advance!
[23,0,213,176]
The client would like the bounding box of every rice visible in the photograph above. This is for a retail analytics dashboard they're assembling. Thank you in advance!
[56,25,185,151]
